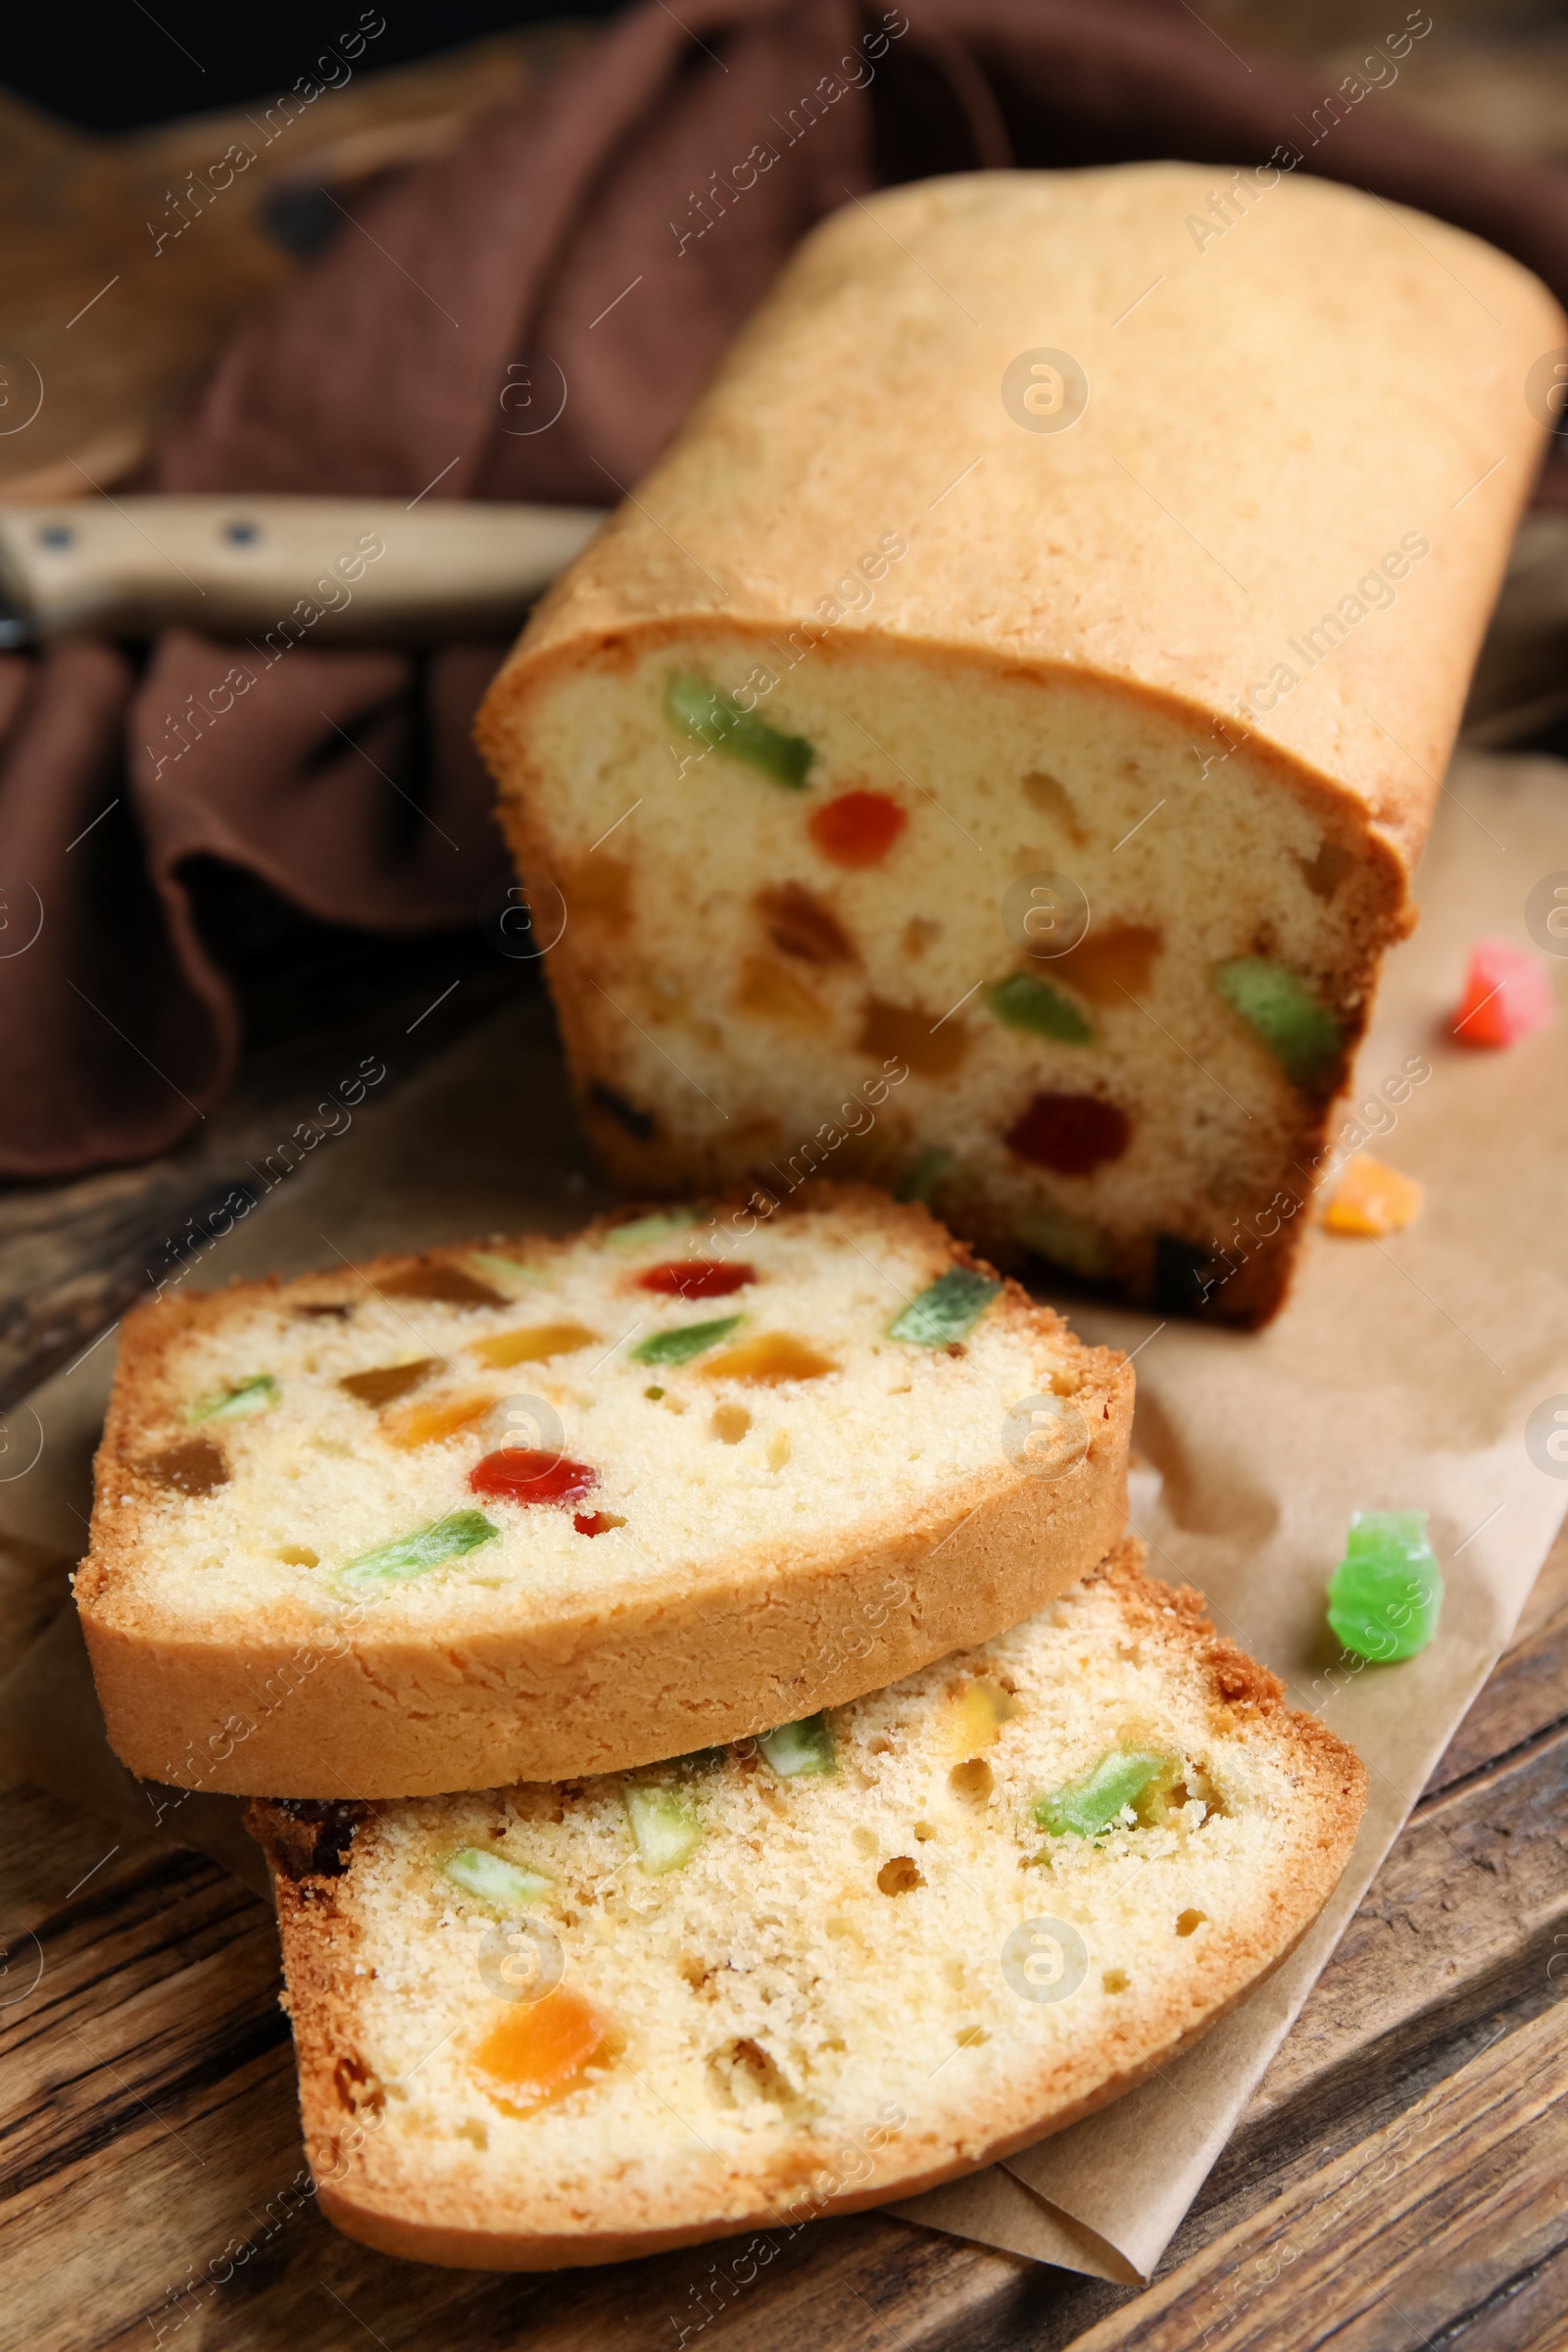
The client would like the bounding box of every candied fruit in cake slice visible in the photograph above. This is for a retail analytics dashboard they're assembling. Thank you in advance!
[1054,923,1162,1004]
[1450,938,1554,1048]
[703,1333,835,1383]
[755,881,857,965]
[142,1437,228,1494]
[636,1261,754,1298]
[756,1714,836,1777]
[380,1263,510,1306]
[384,1394,495,1449]
[1004,1091,1130,1176]
[733,954,831,1033]
[470,1322,597,1367]
[189,1374,276,1423]
[1323,1154,1424,1237]
[339,1358,442,1407]
[623,1785,704,1873]
[857,997,968,1078]
[808,788,907,866]
[1327,1510,1443,1660]
[341,1510,499,1588]
[474,1988,609,2116]
[984,971,1094,1044]
[469,1450,599,1507]
[664,672,813,788]
[1033,1748,1179,1838]
[631,1315,744,1366]
[889,1267,1001,1346]
[1211,957,1342,1090]
[444,1848,554,1907]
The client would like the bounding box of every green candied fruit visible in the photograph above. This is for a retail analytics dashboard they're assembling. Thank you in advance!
[1327,1510,1443,1661]
[443,1847,553,1908]
[341,1508,499,1587]
[466,1251,550,1289]
[889,1267,1001,1347]
[895,1146,957,1205]
[757,1713,836,1778]
[1211,956,1341,1089]
[609,1209,700,1250]
[665,672,814,789]
[1013,1202,1113,1280]
[631,1314,743,1366]
[623,1784,705,1874]
[189,1374,278,1423]
[1033,1748,1177,1838]
[984,971,1094,1045]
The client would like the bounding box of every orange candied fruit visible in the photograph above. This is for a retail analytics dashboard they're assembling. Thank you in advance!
[704,1333,836,1384]
[808,789,907,867]
[1323,1153,1424,1238]
[471,1321,597,1368]
[473,1986,608,2115]
[383,1393,495,1449]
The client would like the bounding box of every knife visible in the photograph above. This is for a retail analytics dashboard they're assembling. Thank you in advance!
[0,497,608,647]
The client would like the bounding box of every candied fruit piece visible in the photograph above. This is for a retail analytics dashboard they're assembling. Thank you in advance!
[895,1146,956,1203]
[946,1681,1017,1760]
[632,1315,743,1366]
[341,1509,499,1586]
[1450,938,1553,1049]
[808,789,907,866]
[755,881,857,965]
[339,1357,441,1407]
[1054,923,1162,1004]
[1326,1510,1443,1661]
[474,1987,607,2115]
[142,1437,228,1495]
[573,1509,625,1536]
[444,1847,553,1908]
[471,1321,597,1368]
[469,1449,598,1506]
[1324,1154,1424,1238]
[1211,956,1341,1089]
[560,854,631,923]
[384,1393,495,1450]
[757,1714,836,1777]
[189,1374,277,1424]
[611,1210,699,1250]
[1012,1203,1113,1279]
[704,1333,836,1384]
[889,1267,1000,1346]
[733,954,831,1033]
[1004,1091,1130,1175]
[623,1784,704,1873]
[985,970,1093,1044]
[1033,1748,1178,1838]
[665,672,813,788]
[636,1260,754,1298]
[857,997,967,1078]
[380,1262,509,1306]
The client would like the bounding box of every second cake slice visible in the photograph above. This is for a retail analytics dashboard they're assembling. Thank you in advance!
[76,1184,1131,1795]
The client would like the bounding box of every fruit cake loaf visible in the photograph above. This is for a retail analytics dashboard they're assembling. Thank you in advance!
[475,164,1561,1326]
[249,1542,1366,2270]
[76,1185,1131,1796]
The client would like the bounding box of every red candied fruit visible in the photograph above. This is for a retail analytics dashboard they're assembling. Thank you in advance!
[469,1448,598,1506]
[636,1259,756,1298]
[1004,1091,1130,1176]
[808,790,907,868]
[574,1511,617,1537]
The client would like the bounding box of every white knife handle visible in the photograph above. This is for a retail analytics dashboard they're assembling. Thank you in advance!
[0,497,607,644]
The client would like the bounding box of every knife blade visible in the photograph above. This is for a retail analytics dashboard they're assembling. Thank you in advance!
[0,497,608,647]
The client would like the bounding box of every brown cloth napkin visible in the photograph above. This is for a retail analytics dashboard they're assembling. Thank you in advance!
[6,0,1568,1176]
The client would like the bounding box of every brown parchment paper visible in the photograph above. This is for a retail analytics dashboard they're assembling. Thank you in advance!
[1,755,1564,2286]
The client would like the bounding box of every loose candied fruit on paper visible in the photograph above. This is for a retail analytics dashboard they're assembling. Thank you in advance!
[1326,1509,1443,1661]
[1450,938,1554,1049]
[1323,1154,1424,1237]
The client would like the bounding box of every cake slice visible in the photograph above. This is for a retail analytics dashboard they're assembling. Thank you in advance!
[76,1185,1131,1796]
[475,164,1559,1325]
[249,1543,1366,2270]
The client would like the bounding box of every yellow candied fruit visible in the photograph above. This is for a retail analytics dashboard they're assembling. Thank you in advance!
[471,1321,598,1369]
[383,1393,496,1449]
[945,1681,1019,1760]
[1323,1153,1424,1238]
[732,954,831,1033]
[474,1987,608,2116]
[704,1334,836,1385]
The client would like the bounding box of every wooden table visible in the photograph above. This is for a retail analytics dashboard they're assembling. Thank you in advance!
[1,959,1565,2352]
